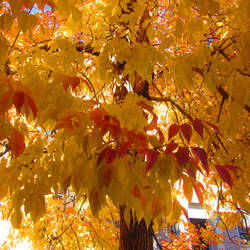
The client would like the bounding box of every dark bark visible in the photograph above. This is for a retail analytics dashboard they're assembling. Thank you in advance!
[119,205,153,250]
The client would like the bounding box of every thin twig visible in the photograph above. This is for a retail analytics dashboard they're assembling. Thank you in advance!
[153,231,163,250]
[8,29,21,55]
[70,224,81,250]
[54,195,87,240]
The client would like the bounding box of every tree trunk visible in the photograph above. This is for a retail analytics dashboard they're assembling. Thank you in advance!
[119,205,153,250]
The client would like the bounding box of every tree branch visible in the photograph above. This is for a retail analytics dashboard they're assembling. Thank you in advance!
[148,96,193,121]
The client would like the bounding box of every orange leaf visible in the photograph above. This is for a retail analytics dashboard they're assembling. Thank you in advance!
[181,205,189,221]
[119,141,132,157]
[156,127,164,144]
[183,175,193,203]
[63,76,81,91]
[146,114,158,131]
[131,185,141,199]
[192,182,204,206]
[25,95,38,118]
[69,76,80,90]
[10,129,25,158]
[137,101,154,113]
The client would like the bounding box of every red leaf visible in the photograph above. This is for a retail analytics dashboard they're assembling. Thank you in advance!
[146,150,159,172]
[109,124,121,138]
[185,162,197,179]
[191,147,209,176]
[168,124,180,140]
[135,133,148,148]
[173,147,190,166]
[119,141,132,157]
[105,148,117,165]
[69,76,80,90]
[131,185,141,199]
[205,121,220,133]
[192,119,204,138]
[63,76,80,91]
[165,142,178,154]
[223,164,240,171]
[10,129,25,158]
[215,165,233,188]
[180,123,192,142]
[97,147,108,166]
[13,91,25,113]
[25,95,38,118]
[192,182,204,206]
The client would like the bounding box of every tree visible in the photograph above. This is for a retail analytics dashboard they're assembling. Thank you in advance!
[0,0,249,249]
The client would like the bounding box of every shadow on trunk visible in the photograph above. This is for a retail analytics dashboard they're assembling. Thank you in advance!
[119,205,153,250]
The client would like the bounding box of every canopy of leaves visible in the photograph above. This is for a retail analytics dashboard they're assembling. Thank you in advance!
[0,0,249,248]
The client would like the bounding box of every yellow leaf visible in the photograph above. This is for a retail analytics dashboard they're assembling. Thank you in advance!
[0,177,8,199]
[152,194,162,219]
[11,209,22,229]
[183,175,193,203]
[18,11,38,32]
[33,182,51,195]
[0,34,8,68]
[0,13,14,31]
[89,186,106,216]
[72,168,81,193]
[12,190,25,210]
[10,129,26,158]
[29,194,46,222]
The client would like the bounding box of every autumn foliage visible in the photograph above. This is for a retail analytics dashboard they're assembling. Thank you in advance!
[0,0,249,249]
